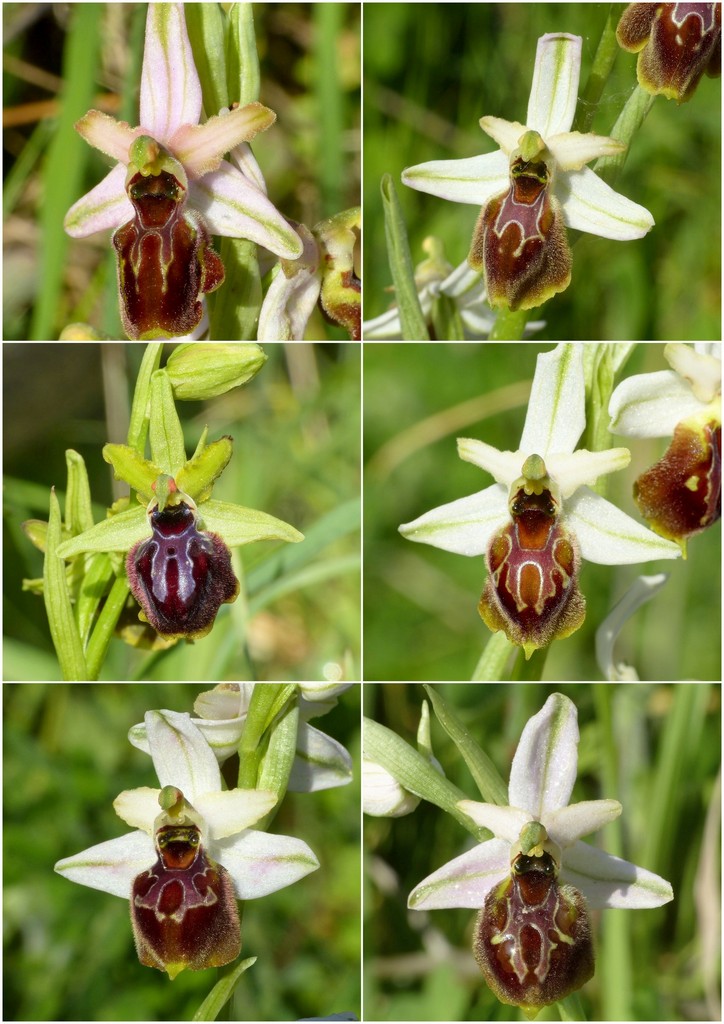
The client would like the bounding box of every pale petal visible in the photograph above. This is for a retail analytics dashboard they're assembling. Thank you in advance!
[566,488,682,564]
[230,142,268,194]
[596,573,669,680]
[457,800,529,843]
[362,306,405,340]
[558,166,654,239]
[609,370,705,437]
[64,163,133,237]
[561,841,674,909]
[191,161,303,258]
[401,150,509,205]
[399,485,509,556]
[508,693,579,816]
[145,710,221,798]
[194,789,277,838]
[289,723,353,791]
[456,438,527,487]
[113,787,161,832]
[545,447,630,499]
[258,263,321,342]
[666,343,721,403]
[519,343,585,456]
[75,110,140,164]
[479,116,528,155]
[362,760,420,816]
[170,104,276,179]
[547,130,625,170]
[440,260,485,299]
[217,829,319,899]
[545,799,622,846]
[527,33,581,137]
[407,838,510,909]
[54,830,155,899]
[194,684,251,720]
[188,716,246,762]
[140,2,202,140]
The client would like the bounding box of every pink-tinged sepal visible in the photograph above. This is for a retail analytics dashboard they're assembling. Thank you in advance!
[469,154,571,311]
[473,847,594,1019]
[478,456,585,658]
[617,3,722,103]
[113,169,224,340]
[126,499,239,639]
[634,419,721,554]
[131,821,240,979]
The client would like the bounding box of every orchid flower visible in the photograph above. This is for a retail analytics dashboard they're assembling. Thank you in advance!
[65,3,302,339]
[402,33,654,312]
[55,710,319,978]
[363,700,442,817]
[609,343,721,553]
[408,693,673,1016]
[128,684,353,792]
[400,344,681,658]
[617,3,722,103]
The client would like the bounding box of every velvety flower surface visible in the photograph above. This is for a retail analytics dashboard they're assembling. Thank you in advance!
[402,34,654,311]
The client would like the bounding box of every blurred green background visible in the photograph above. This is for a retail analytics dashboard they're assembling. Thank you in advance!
[363,3,721,340]
[4,682,361,1021]
[364,682,721,1021]
[3,2,360,340]
[4,342,361,681]
[363,343,721,681]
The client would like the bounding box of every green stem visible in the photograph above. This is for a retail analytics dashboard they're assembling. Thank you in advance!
[85,575,130,680]
[510,645,549,681]
[488,306,531,340]
[471,632,516,680]
[558,990,586,1020]
[573,4,626,132]
[594,85,656,183]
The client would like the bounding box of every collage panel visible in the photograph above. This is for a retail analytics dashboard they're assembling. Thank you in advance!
[3,682,361,1020]
[362,3,720,342]
[5,2,360,343]
[4,342,360,683]
[363,682,720,1022]
[364,342,721,683]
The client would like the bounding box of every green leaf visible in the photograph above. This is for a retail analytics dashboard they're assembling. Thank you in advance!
[57,506,148,558]
[207,237,262,340]
[200,499,304,546]
[256,703,300,819]
[380,173,429,340]
[186,2,229,115]
[43,489,88,681]
[363,717,481,836]
[228,3,260,106]
[127,343,164,453]
[423,685,508,805]
[64,450,94,535]
[191,956,258,1022]
[103,444,159,498]
[149,369,187,473]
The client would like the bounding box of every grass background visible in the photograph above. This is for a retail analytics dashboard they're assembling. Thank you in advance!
[364,682,721,1022]
[363,342,721,682]
[363,2,721,340]
[3,342,361,682]
[3,682,361,1021]
[3,2,360,340]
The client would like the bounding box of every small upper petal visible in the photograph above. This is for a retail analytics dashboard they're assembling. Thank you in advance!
[75,110,140,164]
[547,130,625,170]
[508,693,579,816]
[399,485,509,556]
[545,447,631,499]
[457,800,529,843]
[194,789,277,839]
[557,165,654,240]
[402,150,509,206]
[527,33,581,137]
[140,2,202,140]
[408,838,510,910]
[64,163,132,237]
[170,103,277,179]
[191,162,303,258]
[545,799,622,846]
[457,438,528,487]
[479,116,528,155]
[113,786,161,833]
[561,840,674,909]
